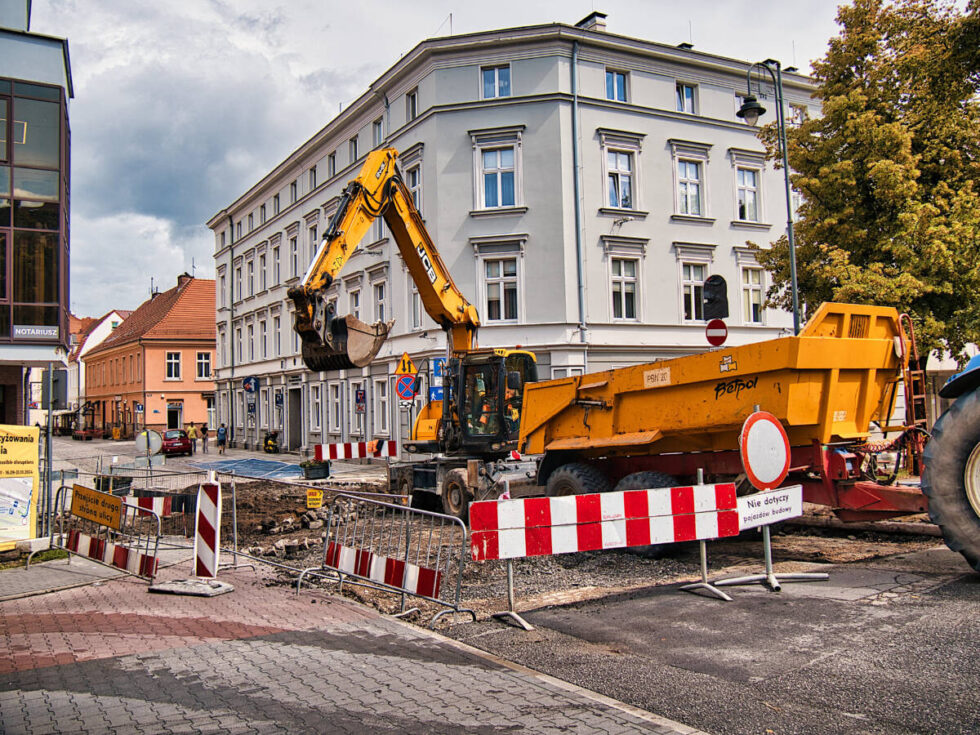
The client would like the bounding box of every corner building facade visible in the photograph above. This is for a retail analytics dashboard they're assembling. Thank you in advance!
[209,14,816,453]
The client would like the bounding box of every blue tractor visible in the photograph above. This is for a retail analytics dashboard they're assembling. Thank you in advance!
[922,354,980,572]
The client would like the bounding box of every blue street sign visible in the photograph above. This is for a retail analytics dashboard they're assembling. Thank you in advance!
[274,391,284,407]
[134,402,144,413]
[433,359,446,378]
[242,376,259,393]
[428,386,444,401]
[396,374,416,401]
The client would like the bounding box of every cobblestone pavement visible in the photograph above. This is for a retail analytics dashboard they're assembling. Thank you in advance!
[0,563,702,734]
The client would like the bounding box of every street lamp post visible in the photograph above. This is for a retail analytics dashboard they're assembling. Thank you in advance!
[737,59,801,335]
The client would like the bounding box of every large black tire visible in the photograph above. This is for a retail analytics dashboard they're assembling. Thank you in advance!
[546,463,611,496]
[441,468,471,522]
[922,388,980,572]
[613,471,676,559]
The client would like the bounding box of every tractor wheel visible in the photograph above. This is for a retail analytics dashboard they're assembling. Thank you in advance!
[441,468,471,522]
[613,471,676,558]
[922,388,980,573]
[546,463,611,496]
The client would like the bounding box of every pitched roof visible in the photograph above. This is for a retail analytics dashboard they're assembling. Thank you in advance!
[68,311,131,362]
[86,276,215,357]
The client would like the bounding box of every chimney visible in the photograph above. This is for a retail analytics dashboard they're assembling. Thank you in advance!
[177,272,193,289]
[575,11,607,32]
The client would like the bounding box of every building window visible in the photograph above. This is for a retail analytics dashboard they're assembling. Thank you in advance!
[611,258,638,320]
[349,289,360,321]
[309,225,318,264]
[235,327,242,363]
[374,379,389,434]
[166,352,181,380]
[328,383,342,433]
[272,246,280,284]
[482,65,511,98]
[290,180,298,204]
[677,160,703,216]
[290,236,298,277]
[234,265,242,301]
[789,104,808,126]
[273,194,280,214]
[682,263,707,322]
[406,88,418,121]
[246,259,254,297]
[196,352,211,379]
[742,267,764,324]
[411,284,422,330]
[260,389,269,429]
[247,324,254,361]
[259,320,267,358]
[309,166,317,190]
[736,167,760,221]
[259,254,267,290]
[607,150,633,209]
[220,231,226,247]
[260,204,266,224]
[373,281,386,323]
[676,82,697,114]
[350,380,365,435]
[328,151,336,178]
[247,213,254,232]
[373,118,383,146]
[606,70,627,102]
[310,384,322,431]
[481,147,515,208]
[219,273,227,308]
[273,316,281,356]
[406,165,422,213]
[236,221,242,239]
[484,258,518,322]
[349,136,358,163]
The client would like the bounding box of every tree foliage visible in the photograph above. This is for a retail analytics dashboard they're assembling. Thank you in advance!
[755,0,980,360]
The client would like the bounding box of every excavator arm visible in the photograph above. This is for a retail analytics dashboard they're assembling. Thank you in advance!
[288,147,480,371]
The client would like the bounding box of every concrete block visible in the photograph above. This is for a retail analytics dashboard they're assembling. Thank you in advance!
[15,537,51,553]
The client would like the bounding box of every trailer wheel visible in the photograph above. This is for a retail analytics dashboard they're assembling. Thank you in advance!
[613,471,676,558]
[546,463,611,496]
[441,468,471,522]
[922,388,980,572]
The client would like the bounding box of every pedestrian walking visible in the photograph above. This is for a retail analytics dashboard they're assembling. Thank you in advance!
[217,423,227,455]
[187,422,199,454]
[201,424,209,453]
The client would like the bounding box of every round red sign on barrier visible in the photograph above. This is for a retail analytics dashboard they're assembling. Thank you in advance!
[706,318,728,346]
[739,411,791,490]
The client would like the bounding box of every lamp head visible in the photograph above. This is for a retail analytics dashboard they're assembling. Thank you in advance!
[737,94,767,127]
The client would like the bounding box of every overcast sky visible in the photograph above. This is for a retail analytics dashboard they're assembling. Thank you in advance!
[29,0,846,317]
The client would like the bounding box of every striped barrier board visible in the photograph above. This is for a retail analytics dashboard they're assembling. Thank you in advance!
[194,481,221,578]
[66,529,159,579]
[314,440,397,461]
[469,483,740,562]
[325,542,442,599]
[123,495,173,518]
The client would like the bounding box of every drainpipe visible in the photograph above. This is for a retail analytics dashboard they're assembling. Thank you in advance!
[571,40,588,368]
[227,214,236,446]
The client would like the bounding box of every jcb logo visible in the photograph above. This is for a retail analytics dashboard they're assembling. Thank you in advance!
[416,244,437,283]
[375,162,386,179]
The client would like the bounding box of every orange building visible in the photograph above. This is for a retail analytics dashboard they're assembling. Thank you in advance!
[85,274,216,437]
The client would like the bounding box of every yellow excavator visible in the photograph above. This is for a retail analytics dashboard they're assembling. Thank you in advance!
[288,147,537,468]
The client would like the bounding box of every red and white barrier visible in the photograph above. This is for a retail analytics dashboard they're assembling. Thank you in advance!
[194,481,221,578]
[325,542,442,599]
[66,529,159,578]
[469,483,739,562]
[123,495,173,518]
[314,440,397,461]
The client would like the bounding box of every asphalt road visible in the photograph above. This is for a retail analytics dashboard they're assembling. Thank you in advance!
[449,546,980,735]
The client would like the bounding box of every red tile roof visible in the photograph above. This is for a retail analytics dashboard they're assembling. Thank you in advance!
[86,276,215,356]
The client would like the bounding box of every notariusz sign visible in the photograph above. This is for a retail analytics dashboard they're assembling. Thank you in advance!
[13,325,59,340]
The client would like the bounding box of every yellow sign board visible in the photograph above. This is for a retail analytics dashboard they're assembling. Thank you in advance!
[70,485,123,530]
[0,425,40,552]
[306,488,324,510]
[396,352,417,375]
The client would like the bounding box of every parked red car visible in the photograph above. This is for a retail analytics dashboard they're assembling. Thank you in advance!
[161,429,192,457]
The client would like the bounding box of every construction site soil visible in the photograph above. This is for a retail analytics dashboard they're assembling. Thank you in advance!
[220,478,943,625]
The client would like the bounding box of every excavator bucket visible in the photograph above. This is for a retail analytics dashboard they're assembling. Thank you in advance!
[300,314,394,372]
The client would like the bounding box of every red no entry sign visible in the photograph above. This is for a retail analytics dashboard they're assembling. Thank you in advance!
[739,411,791,490]
[706,319,727,346]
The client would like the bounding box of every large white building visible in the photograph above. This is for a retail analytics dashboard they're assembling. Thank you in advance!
[208,12,816,452]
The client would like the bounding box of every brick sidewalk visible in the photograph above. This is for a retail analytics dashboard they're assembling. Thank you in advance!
[0,563,702,734]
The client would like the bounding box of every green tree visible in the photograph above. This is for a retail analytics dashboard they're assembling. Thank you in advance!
[755,0,980,360]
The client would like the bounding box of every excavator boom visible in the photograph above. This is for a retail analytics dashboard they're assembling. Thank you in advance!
[288,148,480,371]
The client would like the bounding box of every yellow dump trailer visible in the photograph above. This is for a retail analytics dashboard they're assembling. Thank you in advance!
[520,303,934,532]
